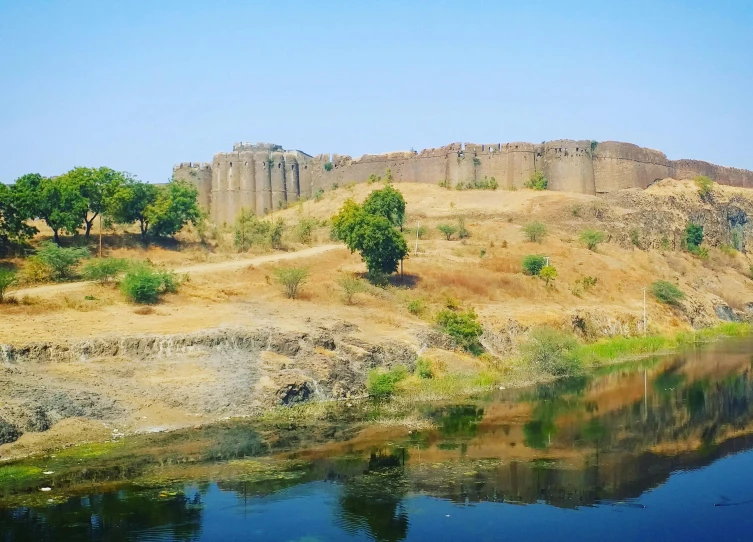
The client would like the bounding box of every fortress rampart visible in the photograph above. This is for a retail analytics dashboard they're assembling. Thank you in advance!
[173,140,753,224]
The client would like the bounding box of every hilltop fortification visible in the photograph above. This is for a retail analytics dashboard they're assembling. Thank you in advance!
[174,140,753,223]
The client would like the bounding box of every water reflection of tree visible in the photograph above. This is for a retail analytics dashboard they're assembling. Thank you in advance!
[523,376,589,450]
[0,488,203,541]
[335,450,409,542]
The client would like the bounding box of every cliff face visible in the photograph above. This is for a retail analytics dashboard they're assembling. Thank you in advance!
[176,139,753,225]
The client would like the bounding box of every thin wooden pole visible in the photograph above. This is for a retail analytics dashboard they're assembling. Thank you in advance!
[98,214,103,258]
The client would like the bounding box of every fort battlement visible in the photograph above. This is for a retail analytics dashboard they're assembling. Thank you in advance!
[173,139,753,224]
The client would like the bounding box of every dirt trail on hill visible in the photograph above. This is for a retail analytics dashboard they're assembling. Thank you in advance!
[11,244,343,298]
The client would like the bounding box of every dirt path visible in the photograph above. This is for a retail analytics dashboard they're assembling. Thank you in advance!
[12,244,344,298]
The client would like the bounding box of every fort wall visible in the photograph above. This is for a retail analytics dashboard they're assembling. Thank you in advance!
[175,140,753,224]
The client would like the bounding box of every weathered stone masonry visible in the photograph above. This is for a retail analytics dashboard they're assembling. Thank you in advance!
[174,139,753,224]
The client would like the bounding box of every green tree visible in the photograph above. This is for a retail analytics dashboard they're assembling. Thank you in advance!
[580,229,606,250]
[523,221,547,242]
[684,222,704,250]
[147,180,201,238]
[0,182,36,256]
[58,166,125,238]
[437,224,457,240]
[13,173,87,243]
[362,185,406,230]
[522,254,546,276]
[521,327,581,376]
[108,177,159,238]
[331,199,408,280]
[539,265,557,286]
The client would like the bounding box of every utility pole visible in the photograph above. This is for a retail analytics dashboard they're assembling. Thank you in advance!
[98,214,103,258]
[415,221,420,256]
[545,256,550,267]
[642,287,647,335]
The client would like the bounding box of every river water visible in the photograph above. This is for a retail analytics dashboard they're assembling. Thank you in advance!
[3,338,753,541]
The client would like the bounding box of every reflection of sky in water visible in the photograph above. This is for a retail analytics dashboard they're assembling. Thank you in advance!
[4,338,753,540]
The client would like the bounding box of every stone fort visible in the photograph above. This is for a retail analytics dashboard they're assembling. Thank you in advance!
[174,140,753,224]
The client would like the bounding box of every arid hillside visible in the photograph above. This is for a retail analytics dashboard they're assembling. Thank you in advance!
[2,178,753,457]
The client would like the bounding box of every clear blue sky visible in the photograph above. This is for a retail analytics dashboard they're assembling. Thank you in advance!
[1,0,751,183]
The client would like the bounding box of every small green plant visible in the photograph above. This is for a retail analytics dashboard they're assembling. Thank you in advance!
[415,357,433,379]
[314,188,325,202]
[520,327,582,376]
[120,265,180,304]
[684,222,704,251]
[523,221,547,243]
[458,217,470,239]
[436,308,484,355]
[438,179,451,189]
[296,218,317,245]
[270,218,285,249]
[522,254,546,276]
[472,157,482,167]
[571,204,582,217]
[438,224,458,240]
[273,267,309,299]
[650,280,685,306]
[661,236,671,251]
[695,175,714,203]
[479,248,486,258]
[367,174,381,184]
[81,258,130,285]
[384,168,394,184]
[331,183,339,190]
[367,366,407,400]
[581,276,598,290]
[539,265,557,286]
[416,224,427,239]
[452,176,498,190]
[407,298,425,315]
[629,228,641,248]
[323,161,334,172]
[0,269,16,303]
[337,274,366,304]
[32,242,90,281]
[524,171,548,191]
[580,229,606,251]
[732,228,743,251]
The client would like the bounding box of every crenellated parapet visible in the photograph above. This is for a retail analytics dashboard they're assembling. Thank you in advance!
[179,140,753,224]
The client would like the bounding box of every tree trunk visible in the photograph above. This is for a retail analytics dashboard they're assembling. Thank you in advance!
[85,220,93,238]
[52,229,60,244]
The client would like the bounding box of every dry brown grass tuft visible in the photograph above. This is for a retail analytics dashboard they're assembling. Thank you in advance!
[134,306,154,315]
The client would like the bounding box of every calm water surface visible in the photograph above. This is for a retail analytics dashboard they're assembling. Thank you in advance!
[3,338,753,541]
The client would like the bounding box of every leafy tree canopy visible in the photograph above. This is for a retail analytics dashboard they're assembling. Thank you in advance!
[13,173,86,243]
[0,182,37,256]
[362,185,406,230]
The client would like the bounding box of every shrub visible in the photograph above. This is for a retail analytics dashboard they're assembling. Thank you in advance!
[580,229,606,250]
[520,327,582,377]
[436,309,484,355]
[437,224,457,240]
[367,174,381,184]
[524,171,548,190]
[273,267,308,299]
[81,258,130,285]
[522,254,546,276]
[650,280,685,306]
[323,161,333,172]
[416,225,427,239]
[438,179,451,189]
[296,218,317,245]
[270,218,285,249]
[21,258,53,284]
[314,188,324,202]
[629,228,641,248]
[0,269,16,303]
[367,366,407,400]
[415,357,433,379]
[457,217,470,239]
[453,176,499,190]
[523,221,547,242]
[407,298,425,315]
[695,175,714,203]
[337,274,365,304]
[684,222,704,250]
[32,242,89,281]
[539,265,557,286]
[121,266,180,304]
[366,269,390,287]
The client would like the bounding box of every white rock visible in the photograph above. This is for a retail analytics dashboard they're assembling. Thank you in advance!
[41,487,52,492]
